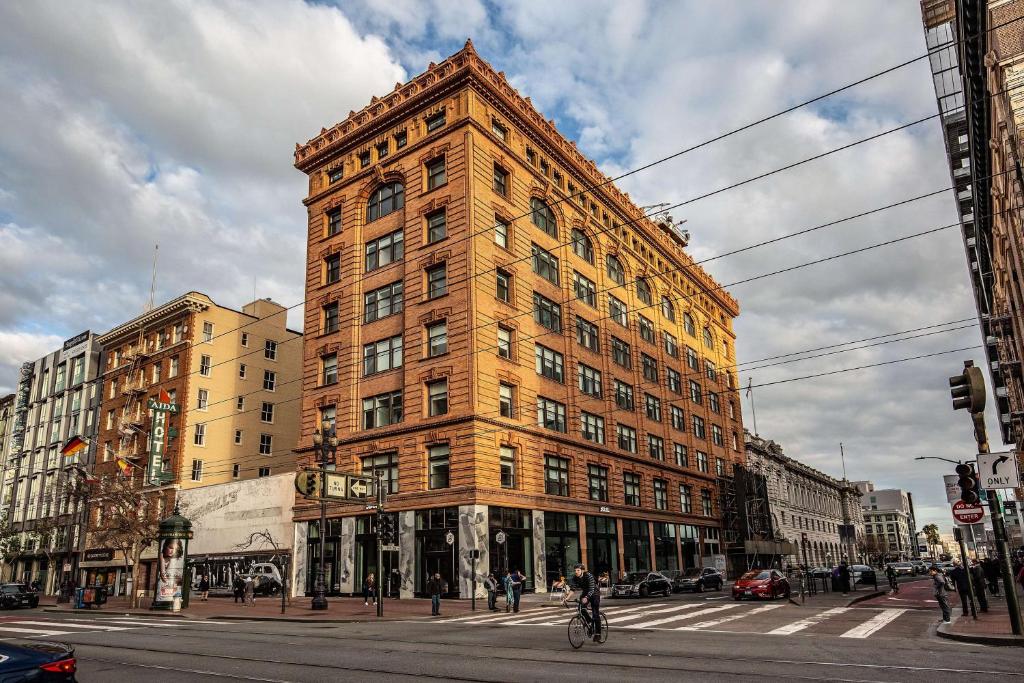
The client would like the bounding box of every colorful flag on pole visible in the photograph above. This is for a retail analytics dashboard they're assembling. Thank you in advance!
[114,457,134,477]
[61,435,88,458]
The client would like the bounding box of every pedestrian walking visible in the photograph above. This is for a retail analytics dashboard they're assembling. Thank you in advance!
[948,560,972,616]
[503,569,514,612]
[969,560,988,613]
[510,568,524,613]
[364,573,377,606]
[198,575,210,602]
[837,561,851,596]
[930,564,951,623]
[484,572,498,611]
[982,558,1001,596]
[232,575,244,603]
[244,575,256,607]
[427,572,443,616]
[885,564,899,595]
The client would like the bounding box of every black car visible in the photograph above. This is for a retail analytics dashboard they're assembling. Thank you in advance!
[0,641,76,681]
[673,567,724,592]
[1,584,40,610]
[610,571,672,598]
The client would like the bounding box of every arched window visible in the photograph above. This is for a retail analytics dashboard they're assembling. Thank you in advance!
[702,327,713,348]
[530,197,557,238]
[683,312,696,337]
[635,277,651,305]
[660,296,675,322]
[571,228,594,264]
[606,254,624,285]
[367,182,405,222]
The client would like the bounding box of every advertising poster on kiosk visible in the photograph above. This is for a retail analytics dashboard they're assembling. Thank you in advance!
[155,538,185,604]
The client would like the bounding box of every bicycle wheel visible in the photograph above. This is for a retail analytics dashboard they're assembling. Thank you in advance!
[597,613,609,644]
[567,616,586,649]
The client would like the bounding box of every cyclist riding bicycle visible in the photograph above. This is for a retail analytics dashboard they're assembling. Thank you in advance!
[570,563,601,642]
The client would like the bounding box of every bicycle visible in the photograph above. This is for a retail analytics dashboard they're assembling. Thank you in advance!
[562,597,608,649]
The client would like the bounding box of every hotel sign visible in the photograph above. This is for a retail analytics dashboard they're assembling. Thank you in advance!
[60,330,90,361]
[147,395,179,485]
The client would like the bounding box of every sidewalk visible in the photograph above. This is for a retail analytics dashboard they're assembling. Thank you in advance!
[42,594,478,622]
[937,589,1024,646]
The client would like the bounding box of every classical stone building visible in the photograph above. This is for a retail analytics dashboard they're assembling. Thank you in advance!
[744,431,864,568]
[292,41,745,598]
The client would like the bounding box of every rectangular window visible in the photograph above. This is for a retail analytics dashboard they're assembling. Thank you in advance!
[260,402,275,423]
[575,317,600,352]
[152,362,161,383]
[667,368,682,394]
[535,344,564,382]
[661,297,675,322]
[692,415,706,439]
[611,337,631,368]
[322,353,338,385]
[536,397,567,432]
[329,167,343,184]
[426,156,446,189]
[680,484,693,513]
[426,111,446,132]
[362,391,403,428]
[360,150,371,168]
[623,472,641,506]
[197,388,209,410]
[614,380,634,410]
[588,464,609,502]
[239,363,247,379]
[265,340,278,360]
[258,467,271,478]
[670,405,685,431]
[323,302,339,334]
[686,347,699,371]
[689,380,702,404]
[649,434,665,461]
[531,244,560,284]
[496,270,512,303]
[499,383,515,418]
[580,412,605,444]
[617,424,638,453]
[641,354,658,382]
[577,363,602,397]
[361,451,399,494]
[199,355,211,376]
[494,216,510,249]
[708,391,721,414]
[427,321,447,357]
[609,296,628,327]
[363,336,403,375]
[428,444,450,489]
[638,315,655,343]
[193,424,206,447]
[497,326,513,359]
[493,163,509,196]
[697,450,709,473]
[426,263,447,298]
[712,424,724,447]
[533,292,561,331]
[705,360,717,382]
[654,479,668,510]
[364,281,404,322]
[664,333,679,358]
[327,208,342,236]
[715,456,725,475]
[263,370,276,391]
[701,489,713,516]
[644,394,662,421]
[191,459,203,481]
[365,229,404,272]
[500,446,516,489]
[376,140,389,159]
[324,253,341,284]
[427,209,447,243]
[427,379,449,416]
[234,429,242,445]
[395,130,407,148]
[544,455,570,496]
[202,321,214,342]
[573,272,596,306]
[492,120,508,141]
[259,433,272,456]
[674,443,688,467]
[169,356,179,378]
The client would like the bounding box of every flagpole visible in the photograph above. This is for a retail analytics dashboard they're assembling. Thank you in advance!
[746,377,759,436]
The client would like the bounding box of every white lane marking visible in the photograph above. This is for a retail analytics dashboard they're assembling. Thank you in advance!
[623,604,737,629]
[768,607,849,635]
[678,603,785,630]
[87,619,181,628]
[501,612,580,625]
[839,608,907,638]
[7,620,134,631]
[605,603,702,624]
[0,625,70,637]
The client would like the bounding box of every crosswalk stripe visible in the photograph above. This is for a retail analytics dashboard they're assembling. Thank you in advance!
[85,619,180,628]
[620,605,736,629]
[447,610,553,624]
[0,626,70,637]
[678,603,785,630]
[502,612,576,625]
[606,604,701,624]
[7,620,133,631]
[840,609,906,638]
[767,607,849,635]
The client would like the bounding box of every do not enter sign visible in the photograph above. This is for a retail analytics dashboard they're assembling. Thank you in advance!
[952,500,985,524]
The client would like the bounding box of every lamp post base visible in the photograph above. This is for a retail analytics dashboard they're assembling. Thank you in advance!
[311,569,328,610]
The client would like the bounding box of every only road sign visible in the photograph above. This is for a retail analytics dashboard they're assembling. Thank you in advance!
[952,499,985,524]
[977,451,1020,489]
[348,476,372,499]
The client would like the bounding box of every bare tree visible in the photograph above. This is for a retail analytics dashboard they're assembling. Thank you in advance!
[235,529,289,613]
[0,513,21,582]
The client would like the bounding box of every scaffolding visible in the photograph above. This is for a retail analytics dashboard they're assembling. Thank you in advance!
[719,464,793,576]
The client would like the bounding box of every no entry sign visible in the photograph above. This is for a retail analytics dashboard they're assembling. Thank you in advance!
[951,499,985,524]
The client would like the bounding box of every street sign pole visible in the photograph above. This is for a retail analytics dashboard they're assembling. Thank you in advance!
[376,471,384,619]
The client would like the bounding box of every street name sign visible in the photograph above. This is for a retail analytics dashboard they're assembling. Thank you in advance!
[951,499,985,524]
[943,474,960,503]
[977,451,1020,489]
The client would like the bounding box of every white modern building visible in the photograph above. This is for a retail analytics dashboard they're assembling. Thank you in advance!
[854,481,918,562]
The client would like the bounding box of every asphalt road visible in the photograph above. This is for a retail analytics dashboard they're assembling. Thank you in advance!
[1,585,1019,682]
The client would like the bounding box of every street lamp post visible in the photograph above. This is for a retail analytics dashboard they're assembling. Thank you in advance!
[310,423,337,611]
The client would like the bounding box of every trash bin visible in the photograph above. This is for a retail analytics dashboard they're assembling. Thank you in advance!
[74,588,85,609]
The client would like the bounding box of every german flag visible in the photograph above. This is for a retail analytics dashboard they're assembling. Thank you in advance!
[114,457,134,477]
[61,435,88,458]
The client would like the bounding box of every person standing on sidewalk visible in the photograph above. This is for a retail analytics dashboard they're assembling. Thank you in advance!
[427,572,443,616]
[969,560,988,613]
[503,569,514,612]
[837,561,851,596]
[948,561,971,616]
[930,565,951,624]
[484,572,498,611]
[243,575,255,607]
[363,573,377,607]
[510,568,524,613]
[198,575,210,602]
[232,575,244,603]
[982,557,1000,596]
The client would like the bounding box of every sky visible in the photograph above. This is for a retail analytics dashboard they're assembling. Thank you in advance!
[0,0,1003,534]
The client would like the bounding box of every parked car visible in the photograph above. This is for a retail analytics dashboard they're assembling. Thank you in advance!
[851,564,877,586]
[911,561,928,575]
[0,641,75,681]
[732,569,790,601]
[660,569,682,584]
[0,583,40,610]
[610,571,672,598]
[673,567,724,593]
[890,562,915,576]
[806,566,832,578]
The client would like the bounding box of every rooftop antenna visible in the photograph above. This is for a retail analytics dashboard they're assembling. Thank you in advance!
[145,244,159,312]
[840,442,848,480]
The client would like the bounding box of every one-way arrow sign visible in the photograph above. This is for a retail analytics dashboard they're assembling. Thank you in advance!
[977,451,1020,490]
[348,476,371,499]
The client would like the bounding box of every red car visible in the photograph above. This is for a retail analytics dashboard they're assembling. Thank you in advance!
[732,569,790,601]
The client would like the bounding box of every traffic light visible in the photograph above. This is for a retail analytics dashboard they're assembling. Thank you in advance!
[378,514,397,544]
[949,364,986,413]
[301,470,321,498]
[956,463,979,504]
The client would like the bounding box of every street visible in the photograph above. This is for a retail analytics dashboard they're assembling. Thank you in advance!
[1,581,1019,682]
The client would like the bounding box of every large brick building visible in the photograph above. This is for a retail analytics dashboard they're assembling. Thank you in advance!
[292,41,744,598]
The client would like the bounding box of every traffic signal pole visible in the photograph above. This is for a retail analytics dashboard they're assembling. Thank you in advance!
[376,471,384,618]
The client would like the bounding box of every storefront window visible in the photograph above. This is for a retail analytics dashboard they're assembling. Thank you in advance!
[652,522,678,572]
[585,516,618,581]
[622,519,650,573]
[680,524,699,569]
[415,507,459,597]
[489,507,534,590]
[544,512,579,589]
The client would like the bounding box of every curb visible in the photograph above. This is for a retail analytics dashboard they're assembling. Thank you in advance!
[42,607,194,619]
[937,621,1024,646]
[846,591,885,607]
